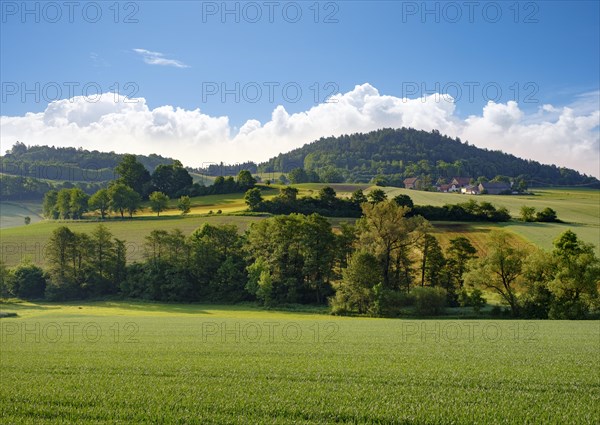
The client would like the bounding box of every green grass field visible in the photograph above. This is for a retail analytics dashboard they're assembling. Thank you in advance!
[134,188,278,217]
[1,187,598,267]
[0,301,598,423]
[0,201,43,229]
[380,187,600,253]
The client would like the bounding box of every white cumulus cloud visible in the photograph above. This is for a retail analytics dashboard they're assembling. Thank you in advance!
[1,84,598,177]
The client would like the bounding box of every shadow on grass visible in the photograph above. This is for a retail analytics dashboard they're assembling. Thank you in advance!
[0,300,55,311]
[98,300,213,315]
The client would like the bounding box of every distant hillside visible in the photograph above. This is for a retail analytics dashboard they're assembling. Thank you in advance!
[1,142,175,182]
[0,142,177,200]
[259,128,599,187]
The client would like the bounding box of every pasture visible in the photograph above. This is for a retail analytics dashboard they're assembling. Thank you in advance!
[0,202,43,229]
[0,301,598,423]
[381,187,600,253]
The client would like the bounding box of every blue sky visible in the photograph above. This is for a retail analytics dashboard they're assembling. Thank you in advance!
[1,1,599,175]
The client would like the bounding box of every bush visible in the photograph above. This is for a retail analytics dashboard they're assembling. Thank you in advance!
[412,286,447,316]
[548,298,589,320]
[458,288,487,313]
[521,283,554,319]
[536,207,558,222]
[8,262,46,299]
[372,285,413,317]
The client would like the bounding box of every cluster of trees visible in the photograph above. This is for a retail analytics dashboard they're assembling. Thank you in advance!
[286,167,344,184]
[0,225,126,300]
[43,184,143,219]
[330,202,482,316]
[189,161,258,176]
[112,155,193,199]
[183,171,257,197]
[1,205,597,319]
[330,204,598,319]
[519,206,559,222]
[245,186,363,217]
[121,225,248,302]
[259,128,599,187]
[412,200,511,222]
[245,186,512,222]
[41,152,258,219]
[465,230,600,319]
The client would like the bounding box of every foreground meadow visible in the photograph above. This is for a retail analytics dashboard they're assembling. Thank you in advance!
[1,302,598,424]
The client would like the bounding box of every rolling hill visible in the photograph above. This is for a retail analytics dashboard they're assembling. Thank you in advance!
[258,127,599,187]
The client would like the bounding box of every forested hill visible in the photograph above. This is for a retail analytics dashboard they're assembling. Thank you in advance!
[0,142,180,200]
[1,142,175,182]
[259,128,599,187]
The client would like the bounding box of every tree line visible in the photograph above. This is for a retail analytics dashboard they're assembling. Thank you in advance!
[245,186,513,222]
[41,154,258,219]
[2,202,597,319]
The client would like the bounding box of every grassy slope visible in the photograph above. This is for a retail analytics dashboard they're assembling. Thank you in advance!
[380,186,600,253]
[0,201,44,229]
[0,301,598,424]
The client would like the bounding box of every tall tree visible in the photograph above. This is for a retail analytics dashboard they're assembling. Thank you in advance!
[237,170,257,190]
[357,201,420,290]
[244,188,263,211]
[367,189,387,204]
[89,189,110,219]
[115,154,151,195]
[332,250,381,314]
[149,191,170,216]
[69,188,89,219]
[177,195,191,215]
[42,190,59,219]
[109,183,129,218]
[550,230,600,310]
[56,189,71,219]
[417,233,445,287]
[88,225,117,295]
[465,230,524,316]
[445,236,477,290]
[125,189,142,218]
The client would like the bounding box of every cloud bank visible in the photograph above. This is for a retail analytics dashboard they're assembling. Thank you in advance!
[1,84,598,176]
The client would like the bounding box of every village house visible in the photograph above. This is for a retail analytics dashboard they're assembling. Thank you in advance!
[461,184,480,195]
[478,181,512,195]
[449,177,471,192]
[403,177,420,189]
[437,184,452,193]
